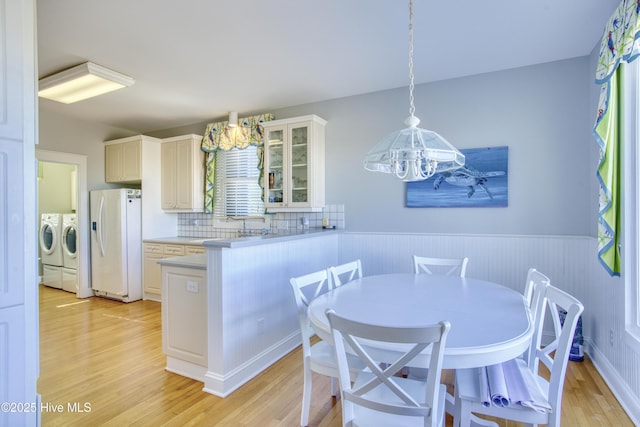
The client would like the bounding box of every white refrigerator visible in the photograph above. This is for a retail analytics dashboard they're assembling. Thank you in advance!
[90,188,142,302]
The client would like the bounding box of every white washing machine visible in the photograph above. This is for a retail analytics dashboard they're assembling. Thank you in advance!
[40,213,63,267]
[61,213,78,293]
[62,213,77,269]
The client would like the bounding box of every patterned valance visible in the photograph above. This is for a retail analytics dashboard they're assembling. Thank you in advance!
[595,0,640,85]
[201,113,274,152]
[200,113,274,214]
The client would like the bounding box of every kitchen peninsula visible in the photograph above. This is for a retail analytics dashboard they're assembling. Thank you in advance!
[157,229,340,397]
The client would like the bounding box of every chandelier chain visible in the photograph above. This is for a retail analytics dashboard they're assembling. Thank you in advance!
[408,0,415,118]
[362,0,465,182]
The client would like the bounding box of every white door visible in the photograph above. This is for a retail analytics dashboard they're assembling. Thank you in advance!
[0,0,38,425]
[91,190,127,296]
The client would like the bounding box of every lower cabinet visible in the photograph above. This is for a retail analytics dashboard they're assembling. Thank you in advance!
[143,250,164,298]
[161,265,207,367]
[143,242,205,300]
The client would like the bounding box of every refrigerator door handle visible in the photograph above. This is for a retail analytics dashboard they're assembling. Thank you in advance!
[97,195,106,257]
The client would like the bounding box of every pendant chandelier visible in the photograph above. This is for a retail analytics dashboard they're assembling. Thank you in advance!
[363,0,464,182]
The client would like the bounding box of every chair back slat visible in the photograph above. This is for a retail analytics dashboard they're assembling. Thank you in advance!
[523,268,550,366]
[413,256,469,277]
[289,270,331,341]
[523,268,550,307]
[329,259,363,288]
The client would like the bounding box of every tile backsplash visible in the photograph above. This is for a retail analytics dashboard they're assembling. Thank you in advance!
[177,204,345,238]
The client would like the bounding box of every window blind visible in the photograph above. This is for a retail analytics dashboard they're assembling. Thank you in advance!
[214,147,264,217]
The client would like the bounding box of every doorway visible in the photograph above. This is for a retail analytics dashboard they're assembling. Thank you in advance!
[36,149,92,298]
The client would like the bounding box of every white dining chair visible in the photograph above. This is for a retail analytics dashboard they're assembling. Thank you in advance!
[522,268,551,362]
[326,308,451,427]
[412,255,469,277]
[289,270,364,427]
[454,284,584,427]
[329,259,362,288]
[524,268,550,308]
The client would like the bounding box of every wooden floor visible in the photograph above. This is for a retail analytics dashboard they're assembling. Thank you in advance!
[38,285,633,426]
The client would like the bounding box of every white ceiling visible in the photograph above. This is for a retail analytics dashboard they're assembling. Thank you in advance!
[37,0,619,134]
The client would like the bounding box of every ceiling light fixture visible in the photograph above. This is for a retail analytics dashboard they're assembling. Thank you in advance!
[363,0,464,182]
[38,61,134,104]
[228,112,238,127]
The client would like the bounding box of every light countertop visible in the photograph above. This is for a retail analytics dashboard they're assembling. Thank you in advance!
[143,236,220,245]
[202,228,341,248]
[153,229,340,269]
[145,228,341,249]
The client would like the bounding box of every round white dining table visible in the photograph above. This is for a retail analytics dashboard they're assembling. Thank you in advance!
[308,273,533,370]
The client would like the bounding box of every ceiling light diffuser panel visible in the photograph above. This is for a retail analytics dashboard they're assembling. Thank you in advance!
[38,62,134,104]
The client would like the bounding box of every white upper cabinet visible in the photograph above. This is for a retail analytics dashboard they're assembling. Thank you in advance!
[103,135,177,238]
[263,115,326,212]
[105,138,143,183]
[161,134,205,212]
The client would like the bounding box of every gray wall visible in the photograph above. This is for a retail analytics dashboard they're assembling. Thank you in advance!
[150,56,596,236]
[38,110,135,192]
[40,56,596,237]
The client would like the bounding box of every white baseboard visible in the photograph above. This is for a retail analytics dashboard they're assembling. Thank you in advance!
[143,292,161,302]
[203,332,301,398]
[586,339,640,426]
[165,356,207,382]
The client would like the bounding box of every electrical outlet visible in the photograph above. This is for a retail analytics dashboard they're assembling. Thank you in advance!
[186,281,199,293]
[257,318,265,334]
[610,328,614,346]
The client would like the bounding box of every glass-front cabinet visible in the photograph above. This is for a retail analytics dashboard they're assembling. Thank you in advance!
[263,115,326,212]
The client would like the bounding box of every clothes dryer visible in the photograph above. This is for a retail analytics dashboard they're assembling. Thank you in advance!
[62,213,77,269]
[40,213,63,267]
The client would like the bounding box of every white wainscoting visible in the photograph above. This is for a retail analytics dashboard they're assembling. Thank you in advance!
[203,234,340,397]
[338,232,640,425]
[339,232,592,295]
